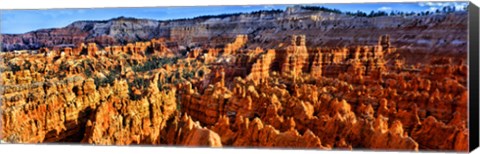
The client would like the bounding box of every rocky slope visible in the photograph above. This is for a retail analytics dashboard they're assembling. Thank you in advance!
[2,6,468,56]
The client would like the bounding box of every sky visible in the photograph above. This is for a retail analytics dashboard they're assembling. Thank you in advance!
[0,1,469,34]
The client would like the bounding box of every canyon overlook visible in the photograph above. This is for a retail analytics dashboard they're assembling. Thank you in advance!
[2,6,467,56]
[0,5,469,152]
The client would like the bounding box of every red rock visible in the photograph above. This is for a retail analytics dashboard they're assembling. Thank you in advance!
[0,26,468,152]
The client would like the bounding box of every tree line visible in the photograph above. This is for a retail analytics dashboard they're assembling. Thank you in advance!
[301,5,466,18]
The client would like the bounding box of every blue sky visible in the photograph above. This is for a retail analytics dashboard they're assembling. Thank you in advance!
[1,2,468,34]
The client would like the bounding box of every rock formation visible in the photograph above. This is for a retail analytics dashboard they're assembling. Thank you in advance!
[0,10,469,152]
[2,7,467,58]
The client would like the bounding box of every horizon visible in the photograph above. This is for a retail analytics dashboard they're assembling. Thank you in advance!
[1,1,468,34]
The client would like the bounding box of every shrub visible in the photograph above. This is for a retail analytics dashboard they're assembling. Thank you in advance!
[132,57,179,72]
[84,68,93,78]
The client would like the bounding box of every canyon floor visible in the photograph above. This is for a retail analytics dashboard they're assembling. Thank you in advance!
[0,33,469,152]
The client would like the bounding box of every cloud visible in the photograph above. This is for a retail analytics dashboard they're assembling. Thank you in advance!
[453,3,469,10]
[426,7,438,12]
[419,2,450,7]
[263,5,275,10]
[37,9,87,19]
[418,2,468,10]
[377,6,392,11]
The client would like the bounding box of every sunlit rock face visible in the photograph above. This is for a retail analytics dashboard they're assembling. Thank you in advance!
[2,6,467,56]
[0,6,469,152]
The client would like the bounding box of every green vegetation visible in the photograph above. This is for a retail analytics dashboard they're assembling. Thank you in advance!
[132,57,179,72]
[93,73,116,87]
[129,77,151,88]
[182,70,195,79]
[93,66,120,87]
[84,68,93,78]
[59,61,69,72]
[7,63,21,73]
[303,5,465,17]
[23,61,32,69]
[128,77,151,100]
[167,9,283,22]
[300,6,342,14]
[176,102,182,111]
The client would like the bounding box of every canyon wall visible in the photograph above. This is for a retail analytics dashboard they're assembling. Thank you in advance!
[2,6,467,56]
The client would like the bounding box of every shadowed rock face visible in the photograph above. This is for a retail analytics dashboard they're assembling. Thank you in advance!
[0,7,469,152]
